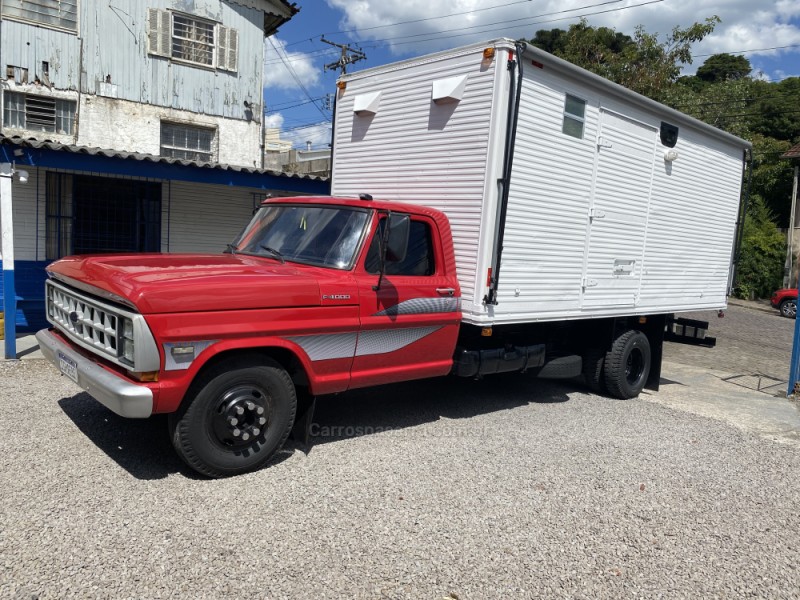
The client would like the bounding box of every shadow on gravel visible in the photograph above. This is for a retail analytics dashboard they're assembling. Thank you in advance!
[58,393,198,480]
[57,375,571,478]
[290,373,572,452]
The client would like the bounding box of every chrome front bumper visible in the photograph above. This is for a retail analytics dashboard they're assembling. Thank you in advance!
[36,329,153,418]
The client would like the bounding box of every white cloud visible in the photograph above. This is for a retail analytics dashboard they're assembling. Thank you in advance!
[264,37,321,90]
[325,0,800,71]
[264,113,285,129]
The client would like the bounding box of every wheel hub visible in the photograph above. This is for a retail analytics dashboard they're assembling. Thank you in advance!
[212,386,270,448]
[625,349,644,384]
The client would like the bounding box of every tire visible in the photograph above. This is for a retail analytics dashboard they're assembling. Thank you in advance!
[583,347,606,394]
[169,357,296,478]
[779,298,797,319]
[604,330,651,400]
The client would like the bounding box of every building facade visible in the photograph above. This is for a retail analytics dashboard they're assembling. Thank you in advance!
[1,0,297,166]
[0,1,332,345]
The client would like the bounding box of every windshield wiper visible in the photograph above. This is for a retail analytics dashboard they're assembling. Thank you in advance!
[225,243,239,256]
[259,245,286,264]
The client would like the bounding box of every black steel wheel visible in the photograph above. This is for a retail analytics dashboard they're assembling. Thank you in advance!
[169,357,296,478]
[780,298,797,319]
[604,330,651,399]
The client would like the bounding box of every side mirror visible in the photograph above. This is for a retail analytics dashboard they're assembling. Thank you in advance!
[385,213,410,262]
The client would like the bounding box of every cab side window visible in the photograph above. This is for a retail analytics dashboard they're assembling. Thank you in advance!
[365,219,435,276]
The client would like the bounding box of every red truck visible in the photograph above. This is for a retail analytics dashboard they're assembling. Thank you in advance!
[36,40,748,477]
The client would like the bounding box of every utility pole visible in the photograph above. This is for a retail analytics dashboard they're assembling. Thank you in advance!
[320,37,366,75]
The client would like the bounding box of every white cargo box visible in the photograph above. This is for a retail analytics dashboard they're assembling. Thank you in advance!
[331,38,751,326]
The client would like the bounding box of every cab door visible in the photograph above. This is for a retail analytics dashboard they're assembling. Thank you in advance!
[349,213,461,389]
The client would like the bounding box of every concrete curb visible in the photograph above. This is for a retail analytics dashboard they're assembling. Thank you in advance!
[726,297,780,316]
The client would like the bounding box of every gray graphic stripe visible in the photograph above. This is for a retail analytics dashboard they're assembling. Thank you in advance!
[355,326,441,356]
[286,327,443,361]
[374,297,460,317]
[286,333,357,361]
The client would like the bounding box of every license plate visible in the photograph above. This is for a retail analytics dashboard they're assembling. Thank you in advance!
[58,351,79,383]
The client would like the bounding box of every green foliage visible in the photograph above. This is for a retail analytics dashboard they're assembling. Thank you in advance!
[734,194,786,299]
[750,77,800,141]
[696,54,752,82]
[750,135,794,225]
[531,17,720,102]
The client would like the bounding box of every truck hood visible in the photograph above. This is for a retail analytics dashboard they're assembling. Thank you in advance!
[47,253,322,314]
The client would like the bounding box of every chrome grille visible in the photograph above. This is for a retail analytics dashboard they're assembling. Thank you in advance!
[46,281,124,364]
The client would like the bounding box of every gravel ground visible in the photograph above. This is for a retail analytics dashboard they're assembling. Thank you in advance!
[2,339,800,598]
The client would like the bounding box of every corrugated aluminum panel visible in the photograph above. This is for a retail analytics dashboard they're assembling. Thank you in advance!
[496,62,746,323]
[0,20,82,89]
[638,130,743,311]
[332,39,748,325]
[497,64,598,318]
[10,168,42,261]
[164,181,263,253]
[79,1,264,119]
[332,42,511,318]
[0,1,264,120]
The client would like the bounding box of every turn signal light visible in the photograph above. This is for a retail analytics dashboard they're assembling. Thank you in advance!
[128,371,159,382]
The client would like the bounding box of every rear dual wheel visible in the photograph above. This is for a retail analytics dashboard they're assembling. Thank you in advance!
[169,357,296,478]
[584,331,650,398]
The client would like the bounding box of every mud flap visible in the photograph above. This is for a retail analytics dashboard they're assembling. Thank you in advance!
[290,394,316,447]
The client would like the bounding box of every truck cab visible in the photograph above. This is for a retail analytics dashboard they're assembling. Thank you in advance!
[36,196,462,477]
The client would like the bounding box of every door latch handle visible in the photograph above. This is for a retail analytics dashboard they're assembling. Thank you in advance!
[436,288,456,297]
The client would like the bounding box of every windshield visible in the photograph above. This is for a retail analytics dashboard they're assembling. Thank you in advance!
[231,204,371,269]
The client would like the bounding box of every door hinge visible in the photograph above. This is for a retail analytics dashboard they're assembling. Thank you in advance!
[596,136,613,149]
[589,208,606,221]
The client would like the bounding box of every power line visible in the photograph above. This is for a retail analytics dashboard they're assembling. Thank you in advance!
[282,0,647,51]
[694,43,800,58]
[318,0,623,39]
[266,96,328,112]
[355,0,662,49]
[267,37,329,119]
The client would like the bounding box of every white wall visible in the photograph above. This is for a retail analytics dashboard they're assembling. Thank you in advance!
[79,96,262,168]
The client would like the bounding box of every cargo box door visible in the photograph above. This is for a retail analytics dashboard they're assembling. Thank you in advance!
[582,110,657,309]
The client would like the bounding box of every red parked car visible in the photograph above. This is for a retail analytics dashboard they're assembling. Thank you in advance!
[771,288,798,318]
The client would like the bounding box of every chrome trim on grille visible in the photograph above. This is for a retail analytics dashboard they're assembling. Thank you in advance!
[45,280,160,372]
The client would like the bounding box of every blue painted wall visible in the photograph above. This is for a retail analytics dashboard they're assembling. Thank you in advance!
[0,260,50,332]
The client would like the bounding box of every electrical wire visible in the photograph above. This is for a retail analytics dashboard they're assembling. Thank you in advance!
[267,37,330,118]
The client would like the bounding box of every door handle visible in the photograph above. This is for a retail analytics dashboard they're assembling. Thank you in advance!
[436,288,456,297]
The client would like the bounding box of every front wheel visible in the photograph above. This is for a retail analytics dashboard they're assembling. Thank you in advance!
[169,357,296,478]
[604,330,651,399]
[780,298,797,319]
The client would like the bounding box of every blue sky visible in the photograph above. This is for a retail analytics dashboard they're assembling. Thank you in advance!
[264,0,800,149]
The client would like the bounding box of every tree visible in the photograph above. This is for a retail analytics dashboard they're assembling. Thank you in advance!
[696,53,752,82]
[734,194,786,299]
[530,17,720,102]
[529,28,568,54]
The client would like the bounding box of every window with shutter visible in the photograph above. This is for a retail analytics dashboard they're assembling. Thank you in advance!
[147,9,237,72]
[148,8,171,58]
[216,26,239,72]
